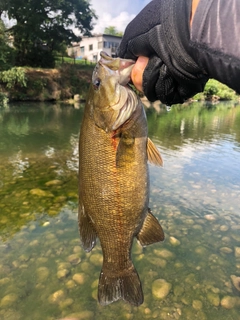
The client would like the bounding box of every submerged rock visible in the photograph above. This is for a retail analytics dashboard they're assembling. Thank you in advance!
[154,249,174,259]
[1,310,21,320]
[174,285,184,297]
[61,311,94,320]
[36,267,50,282]
[48,290,65,304]
[204,214,216,221]
[45,179,63,186]
[230,275,240,291]
[89,253,103,266]
[232,234,240,242]
[57,269,70,280]
[0,293,18,307]
[58,262,71,270]
[148,257,167,268]
[207,292,220,307]
[67,254,81,265]
[234,247,240,258]
[72,273,85,285]
[0,277,10,285]
[169,236,181,246]
[195,246,208,255]
[220,225,229,232]
[152,279,172,299]
[73,246,82,253]
[192,300,203,310]
[59,298,74,309]
[220,247,233,254]
[65,280,76,289]
[29,188,54,197]
[221,296,237,309]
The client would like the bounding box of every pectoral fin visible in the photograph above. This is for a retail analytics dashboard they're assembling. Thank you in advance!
[78,202,97,252]
[137,209,164,246]
[147,138,163,167]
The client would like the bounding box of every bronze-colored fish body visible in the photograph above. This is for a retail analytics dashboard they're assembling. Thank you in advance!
[78,52,164,306]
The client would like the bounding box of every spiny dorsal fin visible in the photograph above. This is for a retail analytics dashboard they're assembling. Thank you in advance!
[137,209,164,246]
[147,138,163,167]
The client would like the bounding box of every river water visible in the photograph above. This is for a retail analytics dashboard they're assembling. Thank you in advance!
[0,101,240,320]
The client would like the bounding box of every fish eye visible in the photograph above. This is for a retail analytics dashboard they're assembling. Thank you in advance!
[93,78,101,90]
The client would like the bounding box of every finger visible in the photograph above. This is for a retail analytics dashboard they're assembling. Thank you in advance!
[131,56,149,92]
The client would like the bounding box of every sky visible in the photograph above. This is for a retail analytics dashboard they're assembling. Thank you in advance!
[90,0,151,34]
[2,0,152,36]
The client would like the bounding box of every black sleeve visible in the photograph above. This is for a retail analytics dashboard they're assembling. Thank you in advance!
[117,0,209,105]
[190,0,240,94]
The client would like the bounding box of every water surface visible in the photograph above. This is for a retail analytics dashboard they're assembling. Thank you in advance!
[0,101,240,320]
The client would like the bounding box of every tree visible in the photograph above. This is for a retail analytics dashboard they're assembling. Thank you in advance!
[104,26,123,37]
[0,0,97,67]
[0,19,14,70]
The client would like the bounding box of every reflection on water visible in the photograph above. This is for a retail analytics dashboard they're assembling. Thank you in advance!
[0,101,240,320]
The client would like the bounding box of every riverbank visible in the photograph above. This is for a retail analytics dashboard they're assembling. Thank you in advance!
[0,64,94,104]
[0,64,238,105]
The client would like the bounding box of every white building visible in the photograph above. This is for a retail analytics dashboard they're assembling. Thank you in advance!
[67,34,122,63]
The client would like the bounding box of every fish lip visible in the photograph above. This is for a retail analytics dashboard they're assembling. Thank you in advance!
[99,51,135,86]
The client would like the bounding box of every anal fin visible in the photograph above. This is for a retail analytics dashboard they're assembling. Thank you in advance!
[147,137,163,167]
[78,202,97,252]
[137,209,164,246]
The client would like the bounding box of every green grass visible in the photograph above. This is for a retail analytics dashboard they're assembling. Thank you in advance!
[55,56,96,67]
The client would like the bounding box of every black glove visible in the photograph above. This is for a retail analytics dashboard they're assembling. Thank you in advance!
[117,0,209,105]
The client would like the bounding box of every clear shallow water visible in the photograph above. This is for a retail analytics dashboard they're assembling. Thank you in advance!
[0,101,240,320]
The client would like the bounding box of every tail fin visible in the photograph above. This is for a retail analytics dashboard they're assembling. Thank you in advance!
[98,265,143,306]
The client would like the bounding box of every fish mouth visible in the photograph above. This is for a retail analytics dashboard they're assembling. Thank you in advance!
[99,51,135,86]
[99,52,139,130]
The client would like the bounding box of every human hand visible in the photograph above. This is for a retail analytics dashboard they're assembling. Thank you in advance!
[118,0,208,104]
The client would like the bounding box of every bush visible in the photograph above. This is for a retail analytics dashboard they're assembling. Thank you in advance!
[0,67,27,89]
[204,81,219,96]
[0,92,9,108]
[193,79,238,101]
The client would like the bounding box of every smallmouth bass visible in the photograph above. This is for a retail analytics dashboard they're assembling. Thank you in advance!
[78,51,164,306]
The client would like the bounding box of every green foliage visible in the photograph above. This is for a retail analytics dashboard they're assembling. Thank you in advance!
[0,19,15,70]
[0,91,9,107]
[58,63,92,100]
[2,0,97,67]
[194,79,238,101]
[104,26,123,37]
[204,81,219,96]
[0,67,27,89]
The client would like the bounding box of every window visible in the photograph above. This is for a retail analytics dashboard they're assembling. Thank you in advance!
[89,44,93,51]
[80,46,85,53]
[103,41,119,49]
[103,41,108,48]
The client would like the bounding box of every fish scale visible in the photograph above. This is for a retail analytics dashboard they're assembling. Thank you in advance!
[78,51,164,306]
